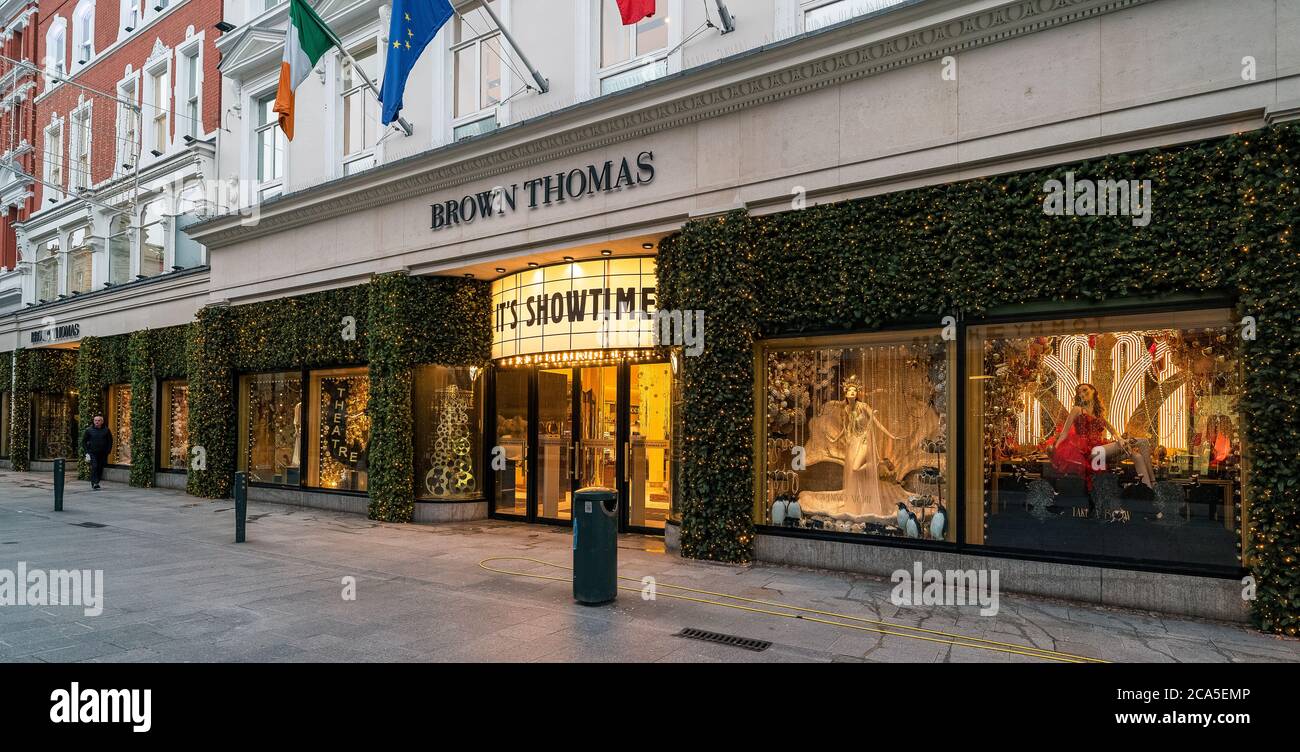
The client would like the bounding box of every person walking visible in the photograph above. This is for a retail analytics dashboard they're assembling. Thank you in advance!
[82,415,113,490]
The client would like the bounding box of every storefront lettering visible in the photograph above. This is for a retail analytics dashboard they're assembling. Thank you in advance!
[430,151,656,231]
[495,287,657,333]
[29,323,80,345]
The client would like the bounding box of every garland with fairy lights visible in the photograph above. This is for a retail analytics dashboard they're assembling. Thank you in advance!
[658,123,1299,634]
[186,274,491,524]
[7,347,78,471]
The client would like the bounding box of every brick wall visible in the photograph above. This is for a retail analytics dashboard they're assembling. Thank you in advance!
[32,0,223,205]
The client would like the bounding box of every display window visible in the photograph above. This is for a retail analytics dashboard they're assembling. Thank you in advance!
[34,392,78,460]
[759,330,956,539]
[160,380,190,470]
[106,383,132,465]
[965,308,1245,568]
[307,368,370,491]
[238,371,303,485]
[414,365,484,500]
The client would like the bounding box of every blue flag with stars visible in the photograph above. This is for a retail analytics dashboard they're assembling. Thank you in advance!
[380,0,454,124]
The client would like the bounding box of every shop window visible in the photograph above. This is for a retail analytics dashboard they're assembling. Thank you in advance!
[160,380,189,470]
[238,371,302,485]
[105,383,133,465]
[307,368,370,491]
[414,365,484,500]
[629,361,673,529]
[668,351,683,523]
[966,309,1244,569]
[0,391,10,457]
[760,331,955,539]
[34,392,78,460]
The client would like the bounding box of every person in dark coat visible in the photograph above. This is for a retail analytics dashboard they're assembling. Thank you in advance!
[82,415,113,490]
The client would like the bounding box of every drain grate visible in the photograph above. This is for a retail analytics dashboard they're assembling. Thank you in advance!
[675,628,771,652]
[71,522,107,528]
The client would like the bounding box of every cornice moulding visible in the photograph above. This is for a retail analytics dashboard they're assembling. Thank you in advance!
[193,0,1157,249]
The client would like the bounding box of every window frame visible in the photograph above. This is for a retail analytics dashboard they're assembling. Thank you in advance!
[338,35,381,176]
[595,0,672,96]
[143,56,172,156]
[43,117,65,201]
[69,102,93,190]
[252,88,285,200]
[72,0,96,70]
[449,0,507,135]
[175,35,204,142]
[44,18,68,86]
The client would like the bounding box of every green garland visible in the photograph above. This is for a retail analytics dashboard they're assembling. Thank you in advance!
[186,277,489,518]
[8,348,78,471]
[366,273,491,521]
[0,351,11,461]
[127,332,154,487]
[658,123,1299,634]
[187,305,237,498]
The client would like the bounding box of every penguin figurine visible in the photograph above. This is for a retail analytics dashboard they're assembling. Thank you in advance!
[904,511,920,539]
[929,503,947,540]
[896,501,909,531]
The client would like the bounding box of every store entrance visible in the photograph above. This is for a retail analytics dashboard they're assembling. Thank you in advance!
[490,358,672,533]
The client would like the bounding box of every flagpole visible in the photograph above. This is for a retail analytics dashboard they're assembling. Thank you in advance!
[476,2,549,94]
[310,2,414,136]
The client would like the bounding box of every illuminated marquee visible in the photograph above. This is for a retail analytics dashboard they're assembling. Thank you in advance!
[491,258,658,359]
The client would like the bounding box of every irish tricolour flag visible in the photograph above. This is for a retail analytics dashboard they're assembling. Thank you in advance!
[273,0,338,140]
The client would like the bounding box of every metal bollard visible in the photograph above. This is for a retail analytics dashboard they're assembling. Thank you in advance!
[234,471,247,543]
[53,458,65,512]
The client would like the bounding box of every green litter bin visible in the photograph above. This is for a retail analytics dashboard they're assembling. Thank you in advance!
[573,487,618,605]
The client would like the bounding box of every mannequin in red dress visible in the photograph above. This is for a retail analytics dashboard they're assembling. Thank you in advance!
[1050,383,1155,490]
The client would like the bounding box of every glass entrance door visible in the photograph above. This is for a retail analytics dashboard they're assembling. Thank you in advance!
[578,366,619,491]
[628,362,673,531]
[490,359,674,532]
[536,368,574,521]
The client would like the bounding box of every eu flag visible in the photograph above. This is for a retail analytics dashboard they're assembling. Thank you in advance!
[380,0,454,125]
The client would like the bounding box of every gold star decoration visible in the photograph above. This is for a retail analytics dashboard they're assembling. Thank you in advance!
[392,40,400,48]
[405,40,411,49]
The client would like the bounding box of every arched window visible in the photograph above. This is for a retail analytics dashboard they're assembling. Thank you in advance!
[45,19,67,80]
[72,1,96,67]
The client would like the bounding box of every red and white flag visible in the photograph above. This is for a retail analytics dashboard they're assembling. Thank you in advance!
[616,0,656,25]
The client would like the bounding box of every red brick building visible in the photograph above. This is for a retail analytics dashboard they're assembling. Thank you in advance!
[16,0,222,306]
[0,0,38,300]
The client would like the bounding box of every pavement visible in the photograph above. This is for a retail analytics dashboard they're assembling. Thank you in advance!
[1,469,1297,663]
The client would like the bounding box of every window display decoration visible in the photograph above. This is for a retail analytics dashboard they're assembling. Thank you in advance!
[188,274,490,524]
[243,373,303,485]
[315,373,370,489]
[423,383,478,498]
[163,381,190,469]
[108,383,133,465]
[763,340,950,538]
[975,320,1245,569]
[657,123,1300,633]
[9,348,78,470]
